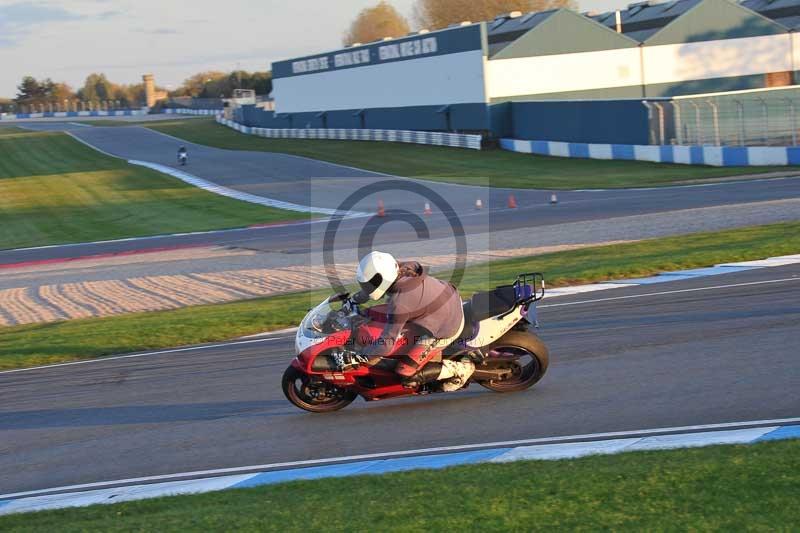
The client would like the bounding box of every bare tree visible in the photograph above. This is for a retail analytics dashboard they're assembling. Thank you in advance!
[343,1,411,46]
[413,0,576,30]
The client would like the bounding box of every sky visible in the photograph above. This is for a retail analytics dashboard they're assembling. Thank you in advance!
[0,0,629,98]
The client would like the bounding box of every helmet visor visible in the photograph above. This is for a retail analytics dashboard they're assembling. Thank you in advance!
[358,273,383,298]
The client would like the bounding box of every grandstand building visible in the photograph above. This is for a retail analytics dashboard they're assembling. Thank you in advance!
[249,0,800,135]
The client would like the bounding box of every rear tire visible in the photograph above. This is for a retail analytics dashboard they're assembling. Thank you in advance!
[478,330,549,393]
[282,366,357,413]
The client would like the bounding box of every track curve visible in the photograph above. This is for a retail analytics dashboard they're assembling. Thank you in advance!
[3,122,800,265]
[2,265,798,494]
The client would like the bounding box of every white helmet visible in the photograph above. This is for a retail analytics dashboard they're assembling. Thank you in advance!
[356,251,399,300]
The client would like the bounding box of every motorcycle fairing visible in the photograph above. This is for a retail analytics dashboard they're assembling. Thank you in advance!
[295,329,352,373]
[465,304,527,349]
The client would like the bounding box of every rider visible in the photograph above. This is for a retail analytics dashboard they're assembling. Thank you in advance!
[177,146,188,162]
[354,251,474,391]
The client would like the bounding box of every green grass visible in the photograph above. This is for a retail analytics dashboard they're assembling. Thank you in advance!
[0,125,27,136]
[0,130,309,249]
[149,119,796,189]
[2,440,797,531]
[1,221,798,370]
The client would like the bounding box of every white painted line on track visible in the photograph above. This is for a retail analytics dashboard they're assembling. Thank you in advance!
[128,159,369,216]
[0,335,295,376]
[539,277,800,309]
[3,416,798,500]
[0,217,330,254]
[0,204,507,255]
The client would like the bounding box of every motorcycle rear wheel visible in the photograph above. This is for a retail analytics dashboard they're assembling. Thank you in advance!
[282,366,357,413]
[478,330,549,393]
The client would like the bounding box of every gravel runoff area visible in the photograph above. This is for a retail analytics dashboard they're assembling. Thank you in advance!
[1,197,799,326]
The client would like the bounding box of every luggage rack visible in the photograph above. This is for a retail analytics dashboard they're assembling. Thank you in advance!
[514,272,545,304]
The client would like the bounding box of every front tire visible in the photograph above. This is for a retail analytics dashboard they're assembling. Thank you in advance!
[281,366,357,413]
[478,330,549,393]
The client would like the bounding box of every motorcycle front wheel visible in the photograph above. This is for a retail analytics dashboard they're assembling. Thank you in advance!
[478,330,549,393]
[281,366,357,413]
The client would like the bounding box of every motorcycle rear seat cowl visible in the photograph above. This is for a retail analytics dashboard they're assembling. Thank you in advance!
[469,285,517,321]
[441,286,519,354]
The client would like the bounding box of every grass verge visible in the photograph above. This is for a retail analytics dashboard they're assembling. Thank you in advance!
[1,221,798,370]
[148,119,795,189]
[0,126,28,136]
[0,130,309,249]
[1,439,797,531]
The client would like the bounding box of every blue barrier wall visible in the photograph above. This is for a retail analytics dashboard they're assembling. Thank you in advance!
[327,110,362,129]
[488,102,512,139]
[450,103,491,131]
[238,104,490,133]
[235,100,650,144]
[364,106,447,131]
[509,100,650,145]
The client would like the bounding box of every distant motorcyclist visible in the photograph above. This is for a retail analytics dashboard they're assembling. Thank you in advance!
[354,251,474,391]
[177,146,188,165]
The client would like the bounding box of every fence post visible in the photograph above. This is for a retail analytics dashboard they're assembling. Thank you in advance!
[756,97,769,146]
[653,102,666,145]
[707,100,721,146]
[642,101,656,144]
[670,101,683,144]
[785,98,798,146]
[690,101,703,145]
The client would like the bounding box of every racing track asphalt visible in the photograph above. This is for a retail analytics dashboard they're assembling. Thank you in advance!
[2,123,800,265]
[1,265,798,494]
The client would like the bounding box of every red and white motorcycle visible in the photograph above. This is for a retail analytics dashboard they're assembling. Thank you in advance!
[282,273,549,412]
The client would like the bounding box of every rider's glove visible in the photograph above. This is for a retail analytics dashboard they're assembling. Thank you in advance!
[333,352,369,370]
[352,354,370,365]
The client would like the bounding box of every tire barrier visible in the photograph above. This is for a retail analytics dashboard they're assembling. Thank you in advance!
[216,116,483,150]
[0,109,147,121]
[165,108,222,116]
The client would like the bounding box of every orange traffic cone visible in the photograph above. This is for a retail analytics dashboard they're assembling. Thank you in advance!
[507,194,518,208]
[475,198,483,210]
[423,202,432,215]
[377,199,385,217]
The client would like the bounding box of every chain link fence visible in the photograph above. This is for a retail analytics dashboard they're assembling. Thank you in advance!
[645,86,800,147]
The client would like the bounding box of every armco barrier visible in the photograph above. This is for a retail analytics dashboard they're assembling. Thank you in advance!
[216,116,482,150]
[165,108,221,116]
[500,138,800,167]
[0,109,147,121]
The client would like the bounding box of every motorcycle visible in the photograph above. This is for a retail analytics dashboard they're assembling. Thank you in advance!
[178,152,188,166]
[282,273,549,412]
